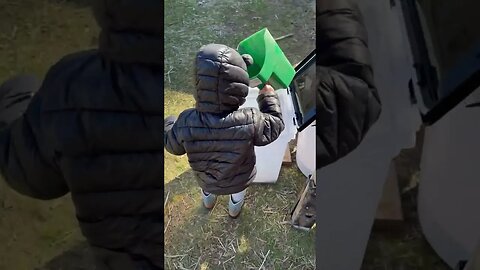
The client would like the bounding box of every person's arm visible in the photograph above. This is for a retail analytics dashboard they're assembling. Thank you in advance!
[164,115,186,155]
[316,0,381,168]
[253,85,285,146]
[0,72,69,200]
[0,115,69,200]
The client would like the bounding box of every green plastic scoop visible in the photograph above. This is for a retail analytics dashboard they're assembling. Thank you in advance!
[237,28,296,90]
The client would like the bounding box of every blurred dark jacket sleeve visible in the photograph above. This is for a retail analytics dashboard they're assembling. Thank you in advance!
[164,115,186,156]
[316,0,382,169]
[0,75,69,200]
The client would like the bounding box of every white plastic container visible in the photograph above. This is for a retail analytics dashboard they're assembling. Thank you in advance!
[239,87,297,183]
[296,120,316,178]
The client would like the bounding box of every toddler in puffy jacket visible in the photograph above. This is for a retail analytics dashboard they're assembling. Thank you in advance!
[164,44,285,218]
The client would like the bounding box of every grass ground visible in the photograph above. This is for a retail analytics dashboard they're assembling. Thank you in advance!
[164,0,316,93]
[362,130,451,270]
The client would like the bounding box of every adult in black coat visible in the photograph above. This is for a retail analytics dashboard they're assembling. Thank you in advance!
[0,1,164,269]
[316,0,382,169]
[292,0,382,230]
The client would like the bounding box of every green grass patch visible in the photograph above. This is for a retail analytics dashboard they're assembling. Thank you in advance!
[164,167,315,270]
[164,90,195,183]
[164,0,315,92]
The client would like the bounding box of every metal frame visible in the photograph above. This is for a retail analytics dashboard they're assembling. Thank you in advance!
[400,0,480,125]
[288,49,316,132]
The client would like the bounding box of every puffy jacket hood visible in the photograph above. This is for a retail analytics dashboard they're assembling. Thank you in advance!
[92,0,163,64]
[195,44,251,114]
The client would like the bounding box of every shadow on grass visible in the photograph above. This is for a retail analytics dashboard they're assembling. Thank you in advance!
[164,167,315,269]
[36,242,97,270]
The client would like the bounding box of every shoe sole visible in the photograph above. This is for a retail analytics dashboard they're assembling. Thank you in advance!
[203,200,217,210]
[229,210,242,219]
[228,206,243,219]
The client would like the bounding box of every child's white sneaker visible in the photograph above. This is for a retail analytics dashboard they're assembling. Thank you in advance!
[228,190,246,218]
[201,190,217,209]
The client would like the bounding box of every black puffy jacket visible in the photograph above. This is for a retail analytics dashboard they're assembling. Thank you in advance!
[164,44,285,195]
[316,0,382,168]
[0,1,164,269]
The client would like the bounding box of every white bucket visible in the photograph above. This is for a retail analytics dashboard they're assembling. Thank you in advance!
[239,87,297,183]
[296,121,316,178]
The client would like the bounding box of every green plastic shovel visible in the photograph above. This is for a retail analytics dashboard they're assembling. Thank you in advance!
[237,28,296,90]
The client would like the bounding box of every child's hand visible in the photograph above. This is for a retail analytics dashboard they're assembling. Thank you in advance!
[259,84,275,95]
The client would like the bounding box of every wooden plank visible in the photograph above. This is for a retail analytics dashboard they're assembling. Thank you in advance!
[374,160,404,225]
[282,144,292,164]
